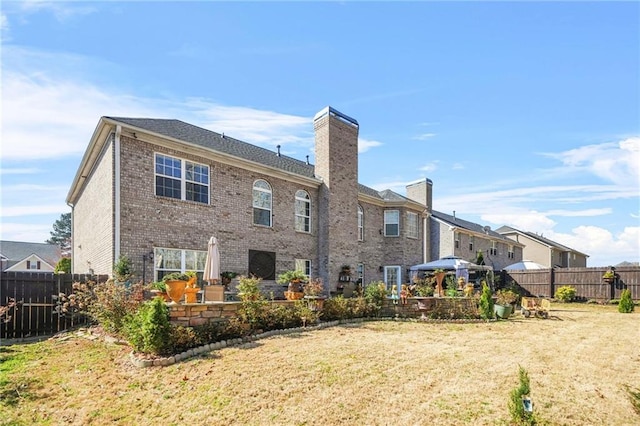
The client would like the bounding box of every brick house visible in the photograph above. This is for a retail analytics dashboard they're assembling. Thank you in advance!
[0,240,62,272]
[496,225,588,268]
[66,107,432,293]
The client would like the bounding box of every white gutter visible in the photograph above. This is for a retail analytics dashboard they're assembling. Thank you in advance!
[114,125,121,260]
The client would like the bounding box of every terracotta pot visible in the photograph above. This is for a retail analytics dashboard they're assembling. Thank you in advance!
[284,291,304,300]
[184,287,200,303]
[165,280,187,304]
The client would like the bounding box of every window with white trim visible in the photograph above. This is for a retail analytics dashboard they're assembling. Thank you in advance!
[406,212,418,239]
[508,245,515,259]
[357,205,364,241]
[384,210,399,236]
[455,232,460,249]
[469,236,474,251]
[295,190,311,233]
[154,248,206,281]
[295,259,311,276]
[490,241,497,256]
[253,179,272,227]
[384,266,401,291]
[155,153,209,204]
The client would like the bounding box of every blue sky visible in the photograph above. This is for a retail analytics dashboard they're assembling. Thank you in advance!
[1,1,638,267]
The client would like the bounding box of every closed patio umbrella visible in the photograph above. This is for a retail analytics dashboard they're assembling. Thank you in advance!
[203,236,221,284]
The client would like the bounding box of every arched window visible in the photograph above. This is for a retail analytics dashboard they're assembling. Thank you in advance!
[253,179,272,227]
[358,205,364,241]
[295,190,311,233]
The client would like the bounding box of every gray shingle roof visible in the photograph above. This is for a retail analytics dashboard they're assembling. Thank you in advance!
[497,225,586,255]
[106,117,317,179]
[431,211,512,242]
[0,241,61,269]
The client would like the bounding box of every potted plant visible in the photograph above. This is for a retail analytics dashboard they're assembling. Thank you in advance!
[602,270,616,283]
[277,270,307,299]
[303,278,325,311]
[494,289,518,319]
[150,281,170,302]
[183,271,200,303]
[220,271,238,289]
[162,272,191,304]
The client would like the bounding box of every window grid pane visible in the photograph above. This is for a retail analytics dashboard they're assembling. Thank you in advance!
[295,191,311,233]
[384,210,399,236]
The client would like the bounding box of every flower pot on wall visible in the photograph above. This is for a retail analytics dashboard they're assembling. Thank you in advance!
[184,287,200,303]
[165,280,187,304]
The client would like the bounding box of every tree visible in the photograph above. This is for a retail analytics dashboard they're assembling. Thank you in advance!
[47,213,71,256]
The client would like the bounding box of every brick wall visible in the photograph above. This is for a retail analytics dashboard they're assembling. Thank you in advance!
[72,136,114,275]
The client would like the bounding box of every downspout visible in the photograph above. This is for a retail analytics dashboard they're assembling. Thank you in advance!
[66,201,74,273]
[422,209,429,263]
[114,125,122,262]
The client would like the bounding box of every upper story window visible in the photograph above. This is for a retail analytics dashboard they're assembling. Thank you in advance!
[455,232,460,249]
[295,190,311,233]
[508,245,515,259]
[155,153,209,204]
[406,212,418,239]
[384,210,399,237]
[469,236,474,251]
[26,260,41,270]
[253,179,272,227]
[490,241,498,256]
[357,205,364,241]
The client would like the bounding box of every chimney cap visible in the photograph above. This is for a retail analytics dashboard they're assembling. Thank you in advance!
[313,106,359,127]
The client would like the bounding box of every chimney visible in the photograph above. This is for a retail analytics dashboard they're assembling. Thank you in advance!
[405,178,433,213]
[314,106,359,290]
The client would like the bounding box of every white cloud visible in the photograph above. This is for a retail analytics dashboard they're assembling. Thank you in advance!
[358,138,383,154]
[547,226,640,266]
[451,163,464,170]
[413,133,436,140]
[17,1,98,21]
[544,137,640,188]
[2,204,70,217]
[420,161,439,172]
[0,222,52,242]
[0,167,42,175]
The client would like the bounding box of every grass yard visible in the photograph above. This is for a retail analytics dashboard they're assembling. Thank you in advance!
[1,304,639,425]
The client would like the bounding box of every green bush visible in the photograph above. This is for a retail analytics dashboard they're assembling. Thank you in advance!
[508,366,536,425]
[322,296,349,321]
[554,286,577,302]
[124,298,171,355]
[618,289,635,313]
[479,282,494,320]
[236,275,263,301]
[364,281,387,313]
[54,257,71,274]
[91,279,146,334]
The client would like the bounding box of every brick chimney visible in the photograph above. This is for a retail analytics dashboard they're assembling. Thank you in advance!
[314,107,359,291]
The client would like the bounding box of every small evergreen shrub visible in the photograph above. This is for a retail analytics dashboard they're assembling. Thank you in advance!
[554,286,577,302]
[508,366,536,425]
[125,298,171,355]
[322,296,349,321]
[618,289,634,313]
[479,282,494,319]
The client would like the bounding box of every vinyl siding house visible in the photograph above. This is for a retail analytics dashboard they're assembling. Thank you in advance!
[66,107,429,293]
[0,241,61,272]
[423,210,525,271]
[496,226,588,268]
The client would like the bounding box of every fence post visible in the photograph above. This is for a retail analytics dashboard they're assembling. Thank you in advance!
[549,268,555,298]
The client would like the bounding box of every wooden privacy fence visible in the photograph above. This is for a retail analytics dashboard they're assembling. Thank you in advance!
[1,272,108,341]
[503,266,640,301]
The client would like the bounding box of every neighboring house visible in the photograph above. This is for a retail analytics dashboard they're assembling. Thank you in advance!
[496,226,589,268]
[66,106,430,291]
[419,208,525,271]
[0,241,62,272]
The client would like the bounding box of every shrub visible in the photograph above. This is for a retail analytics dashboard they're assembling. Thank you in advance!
[236,275,263,301]
[508,366,536,425]
[618,289,634,313]
[91,279,146,334]
[113,255,133,282]
[124,298,171,355]
[555,286,577,302]
[54,257,71,274]
[364,281,387,313]
[479,282,494,320]
[322,296,349,321]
